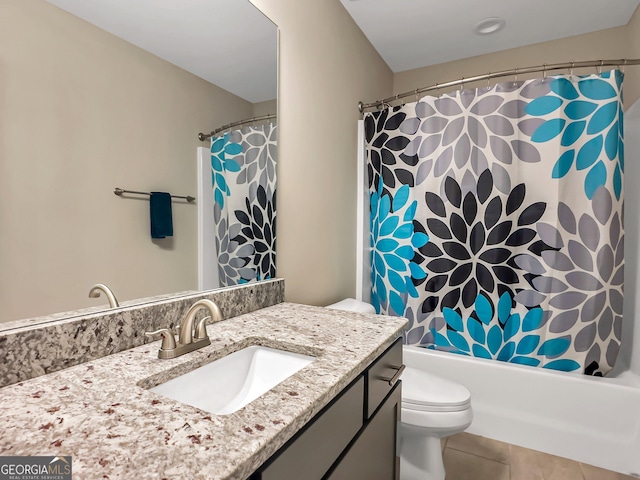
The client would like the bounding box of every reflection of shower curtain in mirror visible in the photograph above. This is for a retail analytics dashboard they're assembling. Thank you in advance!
[210,123,277,285]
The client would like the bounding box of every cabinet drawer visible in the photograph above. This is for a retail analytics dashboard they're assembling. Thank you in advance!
[258,376,364,480]
[367,337,403,418]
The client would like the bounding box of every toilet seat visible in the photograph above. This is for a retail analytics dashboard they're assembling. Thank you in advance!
[401,367,471,413]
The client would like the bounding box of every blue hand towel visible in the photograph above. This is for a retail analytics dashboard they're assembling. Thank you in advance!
[150,192,173,239]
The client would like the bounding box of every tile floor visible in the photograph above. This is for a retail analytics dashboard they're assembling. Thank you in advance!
[442,432,638,480]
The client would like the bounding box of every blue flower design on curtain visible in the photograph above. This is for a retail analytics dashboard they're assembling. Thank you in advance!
[365,72,624,376]
[210,123,277,285]
[431,291,581,372]
[527,70,624,200]
[370,180,429,316]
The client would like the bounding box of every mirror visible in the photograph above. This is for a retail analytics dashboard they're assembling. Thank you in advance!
[0,0,277,326]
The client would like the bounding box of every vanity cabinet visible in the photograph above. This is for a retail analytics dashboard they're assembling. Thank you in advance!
[326,382,401,480]
[251,337,403,480]
[257,378,365,480]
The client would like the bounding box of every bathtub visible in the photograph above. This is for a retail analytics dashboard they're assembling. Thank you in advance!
[403,345,640,476]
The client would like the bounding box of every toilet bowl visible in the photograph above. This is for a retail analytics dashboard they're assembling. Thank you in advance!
[326,299,473,480]
[400,366,472,480]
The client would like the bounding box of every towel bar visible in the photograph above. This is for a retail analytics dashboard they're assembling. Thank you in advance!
[114,187,195,203]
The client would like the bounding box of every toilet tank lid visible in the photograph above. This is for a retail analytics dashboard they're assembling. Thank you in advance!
[326,298,376,314]
[401,366,471,408]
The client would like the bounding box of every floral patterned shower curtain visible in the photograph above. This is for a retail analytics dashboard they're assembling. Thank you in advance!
[210,123,277,286]
[366,71,624,375]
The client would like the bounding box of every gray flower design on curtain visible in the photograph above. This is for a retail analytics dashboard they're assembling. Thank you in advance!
[210,123,277,286]
[366,71,624,375]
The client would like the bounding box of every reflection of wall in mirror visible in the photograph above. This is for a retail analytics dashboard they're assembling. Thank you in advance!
[0,0,265,323]
[253,99,277,117]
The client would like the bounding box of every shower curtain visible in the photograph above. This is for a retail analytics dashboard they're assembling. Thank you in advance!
[366,71,624,376]
[210,123,277,286]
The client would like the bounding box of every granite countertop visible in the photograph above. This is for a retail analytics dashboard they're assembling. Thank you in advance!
[0,302,407,480]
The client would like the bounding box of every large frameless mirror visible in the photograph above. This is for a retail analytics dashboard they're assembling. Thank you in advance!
[0,0,277,327]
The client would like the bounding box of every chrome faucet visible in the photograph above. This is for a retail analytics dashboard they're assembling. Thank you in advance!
[145,299,223,359]
[88,283,120,308]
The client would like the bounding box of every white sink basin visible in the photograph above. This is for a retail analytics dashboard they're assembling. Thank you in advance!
[149,346,315,415]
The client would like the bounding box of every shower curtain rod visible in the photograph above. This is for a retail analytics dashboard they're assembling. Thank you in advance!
[358,58,640,113]
[198,113,277,141]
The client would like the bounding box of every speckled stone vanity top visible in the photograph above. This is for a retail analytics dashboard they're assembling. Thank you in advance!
[0,303,407,480]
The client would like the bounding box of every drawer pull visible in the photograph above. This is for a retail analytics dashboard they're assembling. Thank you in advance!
[380,364,405,386]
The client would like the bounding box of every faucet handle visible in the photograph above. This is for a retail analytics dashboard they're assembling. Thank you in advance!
[144,329,177,351]
[195,316,211,340]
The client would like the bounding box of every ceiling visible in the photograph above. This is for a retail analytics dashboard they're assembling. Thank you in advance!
[45,0,277,103]
[42,0,640,98]
[339,0,640,73]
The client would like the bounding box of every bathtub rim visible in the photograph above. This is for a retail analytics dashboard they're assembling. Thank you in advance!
[403,344,640,389]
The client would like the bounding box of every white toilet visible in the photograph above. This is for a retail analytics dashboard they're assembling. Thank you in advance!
[399,366,472,480]
[327,299,473,480]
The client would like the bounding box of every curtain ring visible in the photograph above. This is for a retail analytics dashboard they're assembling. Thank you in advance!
[542,63,547,81]
[435,83,440,97]
[487,73,491,90]
[415,88,420,102]
[622,59,627,73]
[460,77,464,92]
[570,61,575,77]
[597,59,603,75]
[514,67,518,84]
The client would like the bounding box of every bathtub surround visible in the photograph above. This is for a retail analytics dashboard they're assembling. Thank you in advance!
[0,279,284,388]
[0,303,406,480]
[367,71,625,375]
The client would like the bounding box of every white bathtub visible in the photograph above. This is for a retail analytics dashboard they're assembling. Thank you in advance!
[403,345,640,476]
